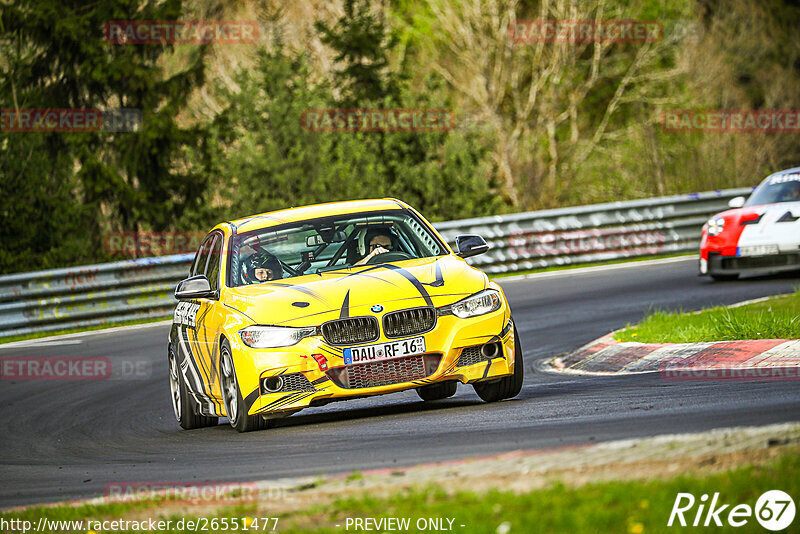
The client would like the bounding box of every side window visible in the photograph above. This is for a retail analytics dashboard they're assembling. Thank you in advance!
[191,236,214,277]
[205,234,222,291]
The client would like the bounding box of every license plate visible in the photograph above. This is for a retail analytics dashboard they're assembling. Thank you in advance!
[343,337,426,365]
[738,245,779,257]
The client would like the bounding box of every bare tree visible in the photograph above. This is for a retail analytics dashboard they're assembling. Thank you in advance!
[423,0,689,208]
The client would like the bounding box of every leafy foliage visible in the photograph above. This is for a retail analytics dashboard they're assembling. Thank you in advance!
[1,0,206,272]
[3,0,800,273]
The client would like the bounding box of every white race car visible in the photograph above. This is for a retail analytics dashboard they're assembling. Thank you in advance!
[700,167,800,280]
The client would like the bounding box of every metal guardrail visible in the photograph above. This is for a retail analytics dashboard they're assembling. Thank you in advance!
[0,188,751,338]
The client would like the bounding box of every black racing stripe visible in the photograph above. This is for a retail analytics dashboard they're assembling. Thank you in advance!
[222,303,256,323]
[275,391,316,411]
[340,290,350,319]
[376,264,434,307]
[343,272,402,287]
[209,341,219,383]
[259,390,316,413]
[265,394,304,412]
[244,387,260,411]
[318,346,343,358]
[178,327,212,408]
[274,308,338,324]
[268,282,330,305]
[342,265,388,278]
[500,320,513,337]
[189,306,223,413]
[482,360,492,379]
[258,393,302,412]
[321,268,401,286]
[423,261,444,287]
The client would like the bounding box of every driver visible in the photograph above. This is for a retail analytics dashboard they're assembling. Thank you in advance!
[242,251,283,284]
[782,181,800,202]
[355,228,395,266]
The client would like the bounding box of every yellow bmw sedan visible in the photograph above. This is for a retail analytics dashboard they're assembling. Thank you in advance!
[168,199,523,432]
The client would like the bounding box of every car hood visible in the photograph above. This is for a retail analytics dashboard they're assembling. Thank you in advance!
[713,201,800,221]
[222,255,489,326]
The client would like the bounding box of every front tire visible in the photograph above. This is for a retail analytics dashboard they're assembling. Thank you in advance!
[473,326,524,403]
[417,380,457,401]
[169,344,218,430]
[220,339,271,433]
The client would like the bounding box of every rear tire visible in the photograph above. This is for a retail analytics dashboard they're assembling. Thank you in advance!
[169,344,218,430]
[417,380,457,401]
[220,339,271,433]
[473,325,524,403]
[710,273,739,281]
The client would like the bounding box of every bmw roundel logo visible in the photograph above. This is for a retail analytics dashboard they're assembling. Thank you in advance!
[371,304,384,313]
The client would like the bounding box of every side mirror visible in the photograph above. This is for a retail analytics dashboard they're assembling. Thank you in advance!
[728,196,746,209]
[175,275,215,300]
[455,234,489,258]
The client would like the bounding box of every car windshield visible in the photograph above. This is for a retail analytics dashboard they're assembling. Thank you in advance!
[228,210,447,286]
[746,173,800,206]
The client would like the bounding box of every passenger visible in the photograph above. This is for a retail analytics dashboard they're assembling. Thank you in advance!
[242,251,283,284]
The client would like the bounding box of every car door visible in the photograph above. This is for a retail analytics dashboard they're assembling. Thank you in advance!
[175,232,225,415]
[197,231,225,407]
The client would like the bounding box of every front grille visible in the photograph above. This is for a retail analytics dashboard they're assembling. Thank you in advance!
[383,307,437,338]
[327,354,442,389]
[457,343,502,367]
[457,345,488,367]
[279,373,316,392]
[321,317,379,345]
[720,253,800,270]
[260,372,315,394]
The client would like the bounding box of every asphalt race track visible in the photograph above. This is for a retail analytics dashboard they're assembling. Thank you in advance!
[1,256,799,507]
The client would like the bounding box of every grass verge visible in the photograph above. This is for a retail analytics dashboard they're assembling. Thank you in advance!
[1,448,797,533]
[616,289,800,343]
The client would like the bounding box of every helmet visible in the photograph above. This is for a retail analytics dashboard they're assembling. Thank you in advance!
[242,251,282,284]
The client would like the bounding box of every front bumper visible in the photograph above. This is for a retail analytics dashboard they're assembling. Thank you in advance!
[229,308,517,417]
[703,250,800,276]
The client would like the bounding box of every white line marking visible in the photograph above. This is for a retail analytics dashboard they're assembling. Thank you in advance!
[0,339,84,349]
[497,255,697,283]
[0,320,172,349]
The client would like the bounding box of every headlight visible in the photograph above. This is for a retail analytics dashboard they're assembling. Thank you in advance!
[706,217,725,236]
[444,289,502,319]
[239,325,317,348]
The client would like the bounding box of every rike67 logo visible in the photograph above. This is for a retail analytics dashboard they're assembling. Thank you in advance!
[669,490,795,531]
